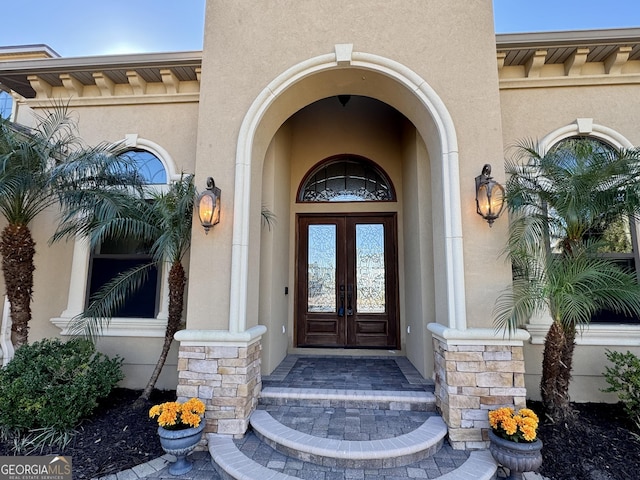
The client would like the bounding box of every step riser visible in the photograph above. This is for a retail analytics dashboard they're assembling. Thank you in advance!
[209,434,499,480]
[254,428,444,469]
[259,386,437,412]
[259,396,437,411]
[250,410,448,470]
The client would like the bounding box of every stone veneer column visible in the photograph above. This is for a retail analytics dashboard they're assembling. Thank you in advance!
[174,326,266,441]
[427,324,530,450]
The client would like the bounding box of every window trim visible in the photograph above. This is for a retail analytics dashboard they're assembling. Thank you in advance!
[525,119,640,341]
[50,135,177,337]
[527,323,640,346]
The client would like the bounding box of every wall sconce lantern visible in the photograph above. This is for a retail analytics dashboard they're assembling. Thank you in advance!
[475,164,505,227]
[196,177,221,234]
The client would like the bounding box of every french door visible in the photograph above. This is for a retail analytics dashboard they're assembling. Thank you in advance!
[296,213,399,348]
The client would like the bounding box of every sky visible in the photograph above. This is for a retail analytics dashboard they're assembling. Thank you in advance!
[0,1,638,58]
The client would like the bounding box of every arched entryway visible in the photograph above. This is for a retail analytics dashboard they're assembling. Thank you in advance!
[232,46,465,378]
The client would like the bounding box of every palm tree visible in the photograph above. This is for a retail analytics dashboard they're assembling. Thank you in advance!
[0,106,132,347]
[56,174,197,403]
[495,138,640,421]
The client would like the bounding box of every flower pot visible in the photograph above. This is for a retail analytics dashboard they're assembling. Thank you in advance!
[158,422,205,475]
[488,429,543,480]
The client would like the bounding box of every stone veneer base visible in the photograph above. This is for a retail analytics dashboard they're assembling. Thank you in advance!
[427,324,530,450]
[174,326,266,442]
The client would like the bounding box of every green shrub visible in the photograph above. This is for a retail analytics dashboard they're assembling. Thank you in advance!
[603,349,640,431]
[0,338,123,433]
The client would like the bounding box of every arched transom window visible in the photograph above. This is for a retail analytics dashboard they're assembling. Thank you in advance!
[120,149,168,185]
[298,155,395,202]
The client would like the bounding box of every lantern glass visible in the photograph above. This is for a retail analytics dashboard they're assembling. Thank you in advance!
[211,195,221,225]
[477,182,505,219]
[198,194,215,226]
[197,178,221,233]
[475,164,505,226]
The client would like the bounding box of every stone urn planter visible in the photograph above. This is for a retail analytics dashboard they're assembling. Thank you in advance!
[158,422,205,475]
[488,429,543,480]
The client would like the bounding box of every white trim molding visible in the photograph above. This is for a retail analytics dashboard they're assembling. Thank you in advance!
[174,325,267,347]
[428,323,530,346]
[230,46,465,333]
[539,118,635,153]
[51,316,168,337]
[527,322,640,346]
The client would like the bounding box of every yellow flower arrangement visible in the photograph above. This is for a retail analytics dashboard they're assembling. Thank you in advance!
[488,407,539,443]
[149,398,205,430]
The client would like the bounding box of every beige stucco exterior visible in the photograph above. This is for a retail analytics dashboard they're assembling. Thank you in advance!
[1,0,640,430]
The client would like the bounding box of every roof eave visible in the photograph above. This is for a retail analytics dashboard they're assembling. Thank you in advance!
[497,27,640,49]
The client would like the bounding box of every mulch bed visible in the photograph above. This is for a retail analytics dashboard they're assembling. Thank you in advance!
[529,400,640,480]
[1,391,639,480]
[0,388,175,480]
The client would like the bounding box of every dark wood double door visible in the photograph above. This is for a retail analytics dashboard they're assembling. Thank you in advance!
[296,213,399,348]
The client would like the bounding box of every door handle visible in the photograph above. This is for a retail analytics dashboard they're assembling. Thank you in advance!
[346,284,353,316]
[338,285,345,317]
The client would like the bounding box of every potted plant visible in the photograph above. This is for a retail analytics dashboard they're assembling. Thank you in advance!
[149,397,206,475]
[487,407,542,480]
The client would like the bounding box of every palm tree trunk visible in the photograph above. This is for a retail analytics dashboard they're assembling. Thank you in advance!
[541,321,575,421]
[0,224,35,347]
[136,261,186,405]
[557,325,576,414]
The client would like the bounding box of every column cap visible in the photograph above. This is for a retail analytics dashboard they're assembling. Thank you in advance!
[428,323,529,346]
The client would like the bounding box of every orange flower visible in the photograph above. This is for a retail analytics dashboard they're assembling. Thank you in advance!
[488,407,538,443]
[149,398,206,430]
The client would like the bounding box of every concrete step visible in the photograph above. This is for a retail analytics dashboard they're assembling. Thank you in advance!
[260,387,437,411]
[251,409,446,468]
[209,433,498,480]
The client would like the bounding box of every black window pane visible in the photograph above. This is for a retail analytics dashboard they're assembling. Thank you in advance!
[591,255,639,323]
[88,258,158,318]
[98,236,153,255]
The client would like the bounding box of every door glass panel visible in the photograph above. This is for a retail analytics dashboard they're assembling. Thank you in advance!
[356,224,386,313]
[308,225,337,312]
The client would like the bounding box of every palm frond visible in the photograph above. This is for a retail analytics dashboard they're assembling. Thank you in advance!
[498,138,640,334]
[146,174,196,263]
[69,262,157,341]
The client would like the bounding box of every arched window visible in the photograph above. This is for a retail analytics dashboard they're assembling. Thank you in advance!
[550,136,639,324]
[52,136,178,336]
[298,155,395,202]
[120,149,167,184]
[86,149,168,318]
[0,91,12,119]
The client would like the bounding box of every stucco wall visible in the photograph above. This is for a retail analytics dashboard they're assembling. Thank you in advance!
[401,125,436,378]
[500,84,640,147]
[189,0,510,339]
[259,125,292,374]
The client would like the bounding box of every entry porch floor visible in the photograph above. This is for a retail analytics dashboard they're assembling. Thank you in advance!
[109,355,514,480]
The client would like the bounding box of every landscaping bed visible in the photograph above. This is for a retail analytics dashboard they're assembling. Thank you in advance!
[530,400,640,480]
[1,392,639,480]
[0,388,174,480]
